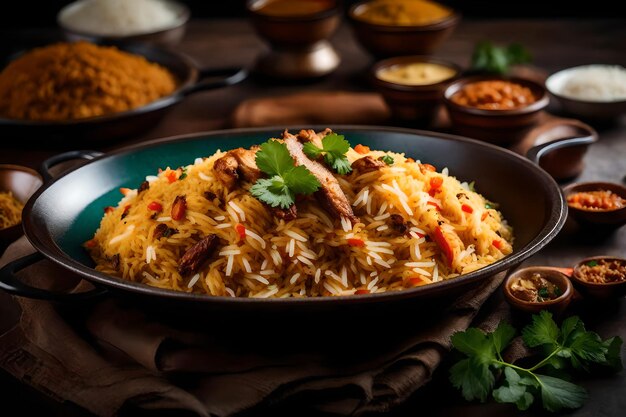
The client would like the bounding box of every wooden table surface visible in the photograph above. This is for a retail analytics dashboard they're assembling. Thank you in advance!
[1,17,625,416]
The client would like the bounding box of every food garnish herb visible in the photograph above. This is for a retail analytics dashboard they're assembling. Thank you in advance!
[379,154,395,165]
[449,311,622,412]
[179,167,188,180]
[471,40,532,75]
[250,140,320,209]
[587,260,598,267]
[303,133,352,174]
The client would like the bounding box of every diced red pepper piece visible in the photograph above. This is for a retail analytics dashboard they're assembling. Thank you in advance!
[104,206,114,214]
[119,187,132,196]
[481,212,489,221]
[347,238,365,247]
[462,204,474,214]
[492,239,503,250]
[430,176,443,189]
[427,201,441,211]
[166,170,178,184]
[171,195,187,221]
[421,163,436,172]
[84,239,97,248]
[354,144,370,154]
[355,289,370,295]
[407,276,426,287]
[433,226,453,267]
[235,223,246,240]
[147,201,163,212]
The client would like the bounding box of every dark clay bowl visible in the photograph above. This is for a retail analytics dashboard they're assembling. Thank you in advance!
[0,165,43,252]
[371,55,461,126]
[571,256,626,299]
[503,267,574,314]
[57,0,190,47]
[563,181,626,230]
[443,75,549,146]
[348,0,460,58]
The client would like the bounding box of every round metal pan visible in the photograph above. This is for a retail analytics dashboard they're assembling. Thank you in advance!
[0,126,568,312]
[0,42,247,144]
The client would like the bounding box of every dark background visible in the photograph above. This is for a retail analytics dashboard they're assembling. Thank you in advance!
[0,0,623,30]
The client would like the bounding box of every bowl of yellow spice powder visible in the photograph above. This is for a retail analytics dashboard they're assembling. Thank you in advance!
[348,0,460,58]
[0,41,246,143]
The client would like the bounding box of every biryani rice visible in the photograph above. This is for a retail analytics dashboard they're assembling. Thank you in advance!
[88,143,513,298]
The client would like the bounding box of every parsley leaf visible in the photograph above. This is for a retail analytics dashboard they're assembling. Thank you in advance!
[302,133,352,174]
[449,311,622,412]
[471,40,532,75]
[250,140,320,209]
[379,154,394,165]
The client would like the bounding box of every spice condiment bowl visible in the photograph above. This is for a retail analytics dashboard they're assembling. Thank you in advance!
[58,0,190,47]
[246,0,341,79]
[571,256,626,299]
[503,267,574,315]
[0,165,43,252]
[347,0,460,58]
[371,55,461,126]
[443,75,549,146]
[545,65,626,121]
[563,181,626,230]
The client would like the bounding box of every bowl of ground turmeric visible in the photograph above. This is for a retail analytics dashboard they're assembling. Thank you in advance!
[0,41,246,143]
[348,0,460,58]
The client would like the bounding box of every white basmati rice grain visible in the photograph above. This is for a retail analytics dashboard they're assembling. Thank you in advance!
[341,266,348,287]
[228,201,246,221]
[288,238,295,257]
[245,229,266,249]
[109,225,135,245]
[194,158,203,165]
[374,258,391,268]
[405,261,435,268]
[442,167,449,176]
[157,216,171,222]
[284,230,307,242]
[366,256,372,266]
[214,215,226,221]
[215,223,231,229]
[377,201,388,216]
[366,246,394,254]
[374,213,391,221]
[370,271,377,277]
[297,255,314,267]
[360,273,367,285]
[247,274,270,284]
[225,255,234,276]
[433,263,440,282]
[411,267,432,276]
[365,240,392,247]
[376,225,389,231]
[340,216,352,232]
[323,282,339,295]
[187,273,201,288]
[242,257,252,273]
[270,250,282,266]
[219,249,241,256]
[315,268,322,283]
[289,273,301,284]
[225,287,236,297]
[260,269,275,275]
[254,287,279,298]
[199,172,211,181]
[142,271,158,282]
[145,175,158,182]
[367,277,379,290]
[261,259,268,270]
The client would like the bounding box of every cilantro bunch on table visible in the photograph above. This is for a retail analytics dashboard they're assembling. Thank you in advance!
[302,133,352,175]
[250,140,320,209]
[470,40,532,74]
[449,311,623,412]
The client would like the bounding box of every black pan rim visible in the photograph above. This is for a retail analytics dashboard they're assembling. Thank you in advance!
[23,125,567,305]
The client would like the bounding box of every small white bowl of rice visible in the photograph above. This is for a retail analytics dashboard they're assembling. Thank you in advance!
[545,64,626,120]
[58,0,190,47]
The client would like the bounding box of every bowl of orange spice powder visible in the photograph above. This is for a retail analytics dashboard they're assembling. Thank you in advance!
[443,75,549,146]
[0,41,246,143]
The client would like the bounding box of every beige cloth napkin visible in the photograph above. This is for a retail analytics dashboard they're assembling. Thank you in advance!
[0,236,511,416]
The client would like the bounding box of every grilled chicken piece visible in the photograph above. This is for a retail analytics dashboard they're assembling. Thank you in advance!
[214,148,262,190]
[178,234,219,276]
[351,156,385,173]
[214,153,239,190]
[282,132,358,225]
[296,128,333,148]
[272,204,298,221]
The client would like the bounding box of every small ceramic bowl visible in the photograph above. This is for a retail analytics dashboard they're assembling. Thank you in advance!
[0,165,43,252]
[571,256,626,299]
[371,55,461,126]
[545,65,626,121]
[58,0,190,47]
[562,181,626,230]
[347,0,460,58]
[443,75,549,146]
[503,267,574,314]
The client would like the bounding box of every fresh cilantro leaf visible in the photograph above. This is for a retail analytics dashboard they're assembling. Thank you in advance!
[603,337,624,371]
[569,331,606,364]
[250,177,295,209]
[516,392,535,411]
[537,374,588,412]
[522,310,559,348]
[255,140,295,176]
[251,140,320,209]
[490,322,516,356]
[471,40,532,75]
[493,368,527,405]
[282,166,321,194]
[450,357,494,402]
[451,328,495,364]
[302,142,322,159]
[301,133,352,174]
[179,167,188,180]
[587,260,598,267]
[379,154,394,165]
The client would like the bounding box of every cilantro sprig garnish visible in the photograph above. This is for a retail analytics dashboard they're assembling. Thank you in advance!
[250,140,320,209]
[379,154,394,165]
[302,133,352,175]
[449,311,622,412]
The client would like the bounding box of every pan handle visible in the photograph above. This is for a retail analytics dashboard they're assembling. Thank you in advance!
[526,135,596,165]
[182,67,248,96]
[40,150,104,182]
[0,252,107,302]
